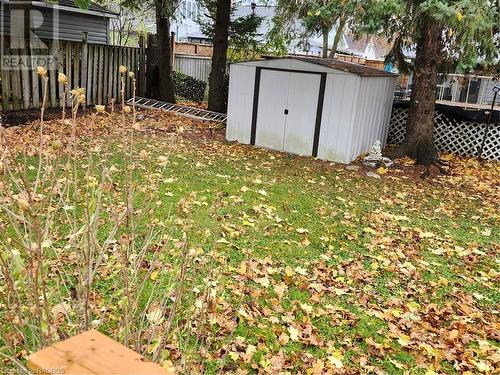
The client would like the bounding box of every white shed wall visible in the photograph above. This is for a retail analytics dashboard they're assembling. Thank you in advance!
[317,73,361,163]
[348,77,396,162]
[226,59,396,164]
[226,64,256,144]
[380,78,397,146]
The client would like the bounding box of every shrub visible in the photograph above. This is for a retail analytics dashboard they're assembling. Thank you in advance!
[172,71,207,103]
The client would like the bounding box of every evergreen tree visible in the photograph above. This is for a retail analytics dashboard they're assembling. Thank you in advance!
[359,0,498,163]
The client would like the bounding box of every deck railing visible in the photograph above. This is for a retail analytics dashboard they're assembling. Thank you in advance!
[395,73,500,110]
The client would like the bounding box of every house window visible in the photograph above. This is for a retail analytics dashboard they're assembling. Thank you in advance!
[188,1,193,19]
[182,1,187,18]
[193,2,198,19]
[180,0,201,20]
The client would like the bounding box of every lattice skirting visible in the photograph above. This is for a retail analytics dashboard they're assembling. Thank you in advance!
[387,107,500,161]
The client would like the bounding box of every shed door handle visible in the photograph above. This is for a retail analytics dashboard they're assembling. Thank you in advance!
[284,109,289,115]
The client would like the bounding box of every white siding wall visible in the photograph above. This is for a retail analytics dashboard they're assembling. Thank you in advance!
[226,64,256,143]
[348,77,396,162]
[1,7,110,44]
[317,73,361,163]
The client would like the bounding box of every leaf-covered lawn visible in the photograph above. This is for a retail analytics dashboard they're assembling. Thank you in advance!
[1,111,498,374]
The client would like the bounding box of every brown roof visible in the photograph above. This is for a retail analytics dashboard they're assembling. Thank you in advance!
[345,35,392,59]
[290,57,396,77]
[258,56,396,77]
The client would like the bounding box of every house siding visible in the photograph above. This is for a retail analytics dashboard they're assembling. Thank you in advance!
[1,4,109,44]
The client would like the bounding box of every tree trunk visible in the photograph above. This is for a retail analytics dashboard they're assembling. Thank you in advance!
[156,3,175,103]
[328,16,346,59]
[390,15,442,165]
[322,26,330,58]
[208,0,231,113]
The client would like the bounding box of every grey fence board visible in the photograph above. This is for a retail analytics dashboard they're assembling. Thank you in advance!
[1,39,143,111]
[174,55,212,82]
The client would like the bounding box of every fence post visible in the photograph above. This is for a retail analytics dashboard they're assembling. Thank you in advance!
[81,32,88,109]
[10,48,21,111]
[138,35,145,97]
[20,47,31,109]
[171,32,175,71]
[1,36,10,111]
[58,41,65,108]
[97,45,104,105]
[49,41,57,108]
[107,46,114,102]
[73,43,79,103]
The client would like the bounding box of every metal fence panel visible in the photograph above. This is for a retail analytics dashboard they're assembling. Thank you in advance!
[174,55,212,83]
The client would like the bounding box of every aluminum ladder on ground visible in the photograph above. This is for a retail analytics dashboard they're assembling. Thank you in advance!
[128,97,227,123]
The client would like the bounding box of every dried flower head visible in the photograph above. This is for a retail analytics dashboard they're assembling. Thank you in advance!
[123,105,131,114]
[70,88,87,107]
[16,198,30,212]
[58,73,68,85]
[119,65,128,74]
[70,87,86,97]
[128,71,135,79]
[157,155,168,165]
[95,105,106,113]
[51,139,64,150]
[37,66,47,77]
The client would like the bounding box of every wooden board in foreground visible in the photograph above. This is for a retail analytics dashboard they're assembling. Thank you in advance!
[28,329,169,375]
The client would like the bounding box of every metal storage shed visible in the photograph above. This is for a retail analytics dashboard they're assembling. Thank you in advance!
[226,57,397,164]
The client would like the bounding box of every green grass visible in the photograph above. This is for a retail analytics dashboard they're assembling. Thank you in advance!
[0,121,499,374]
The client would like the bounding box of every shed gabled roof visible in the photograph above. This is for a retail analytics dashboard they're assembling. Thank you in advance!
[261,56,396,77]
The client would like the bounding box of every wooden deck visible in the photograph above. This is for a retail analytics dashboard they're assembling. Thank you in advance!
[395,98,499,111]
[436,100,500,111]
[28,330,169,375]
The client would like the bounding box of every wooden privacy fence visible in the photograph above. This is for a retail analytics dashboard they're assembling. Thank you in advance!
[1,38,146,111]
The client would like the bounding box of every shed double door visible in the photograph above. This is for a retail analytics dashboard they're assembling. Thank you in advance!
[255,70,321,156]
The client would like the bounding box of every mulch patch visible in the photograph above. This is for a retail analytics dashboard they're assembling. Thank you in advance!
[1,108,91,127]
